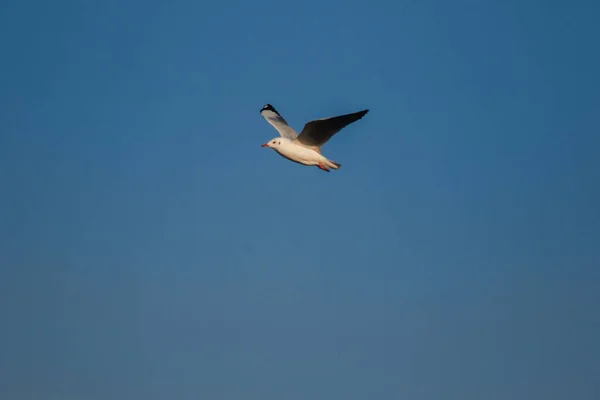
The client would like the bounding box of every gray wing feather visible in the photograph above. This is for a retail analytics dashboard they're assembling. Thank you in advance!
[260,108,298,140]
[295,109,369,150]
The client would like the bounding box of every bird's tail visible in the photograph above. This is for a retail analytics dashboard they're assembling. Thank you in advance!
[327,160,342,170]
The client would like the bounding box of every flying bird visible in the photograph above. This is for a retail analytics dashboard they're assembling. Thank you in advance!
[260,104,369,172]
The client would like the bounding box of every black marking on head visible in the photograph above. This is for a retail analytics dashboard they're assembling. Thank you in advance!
[260,104,279,116]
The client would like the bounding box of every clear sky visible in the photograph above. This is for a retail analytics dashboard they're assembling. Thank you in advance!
[1,0,599,399]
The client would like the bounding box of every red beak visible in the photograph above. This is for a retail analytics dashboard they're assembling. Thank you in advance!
[261,143,269,147]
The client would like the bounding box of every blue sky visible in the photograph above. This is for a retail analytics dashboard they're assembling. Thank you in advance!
[1,0,599,398]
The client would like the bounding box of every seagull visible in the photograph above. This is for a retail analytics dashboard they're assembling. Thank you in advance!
[260,104,369,172]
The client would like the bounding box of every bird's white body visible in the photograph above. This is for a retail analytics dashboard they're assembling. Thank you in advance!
[263,137,340,170]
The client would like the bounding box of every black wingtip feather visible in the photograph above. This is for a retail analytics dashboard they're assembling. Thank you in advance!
[351,108,369,122]
[260,104,280,116]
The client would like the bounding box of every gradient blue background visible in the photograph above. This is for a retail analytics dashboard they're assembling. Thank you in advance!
[1,0,599,398]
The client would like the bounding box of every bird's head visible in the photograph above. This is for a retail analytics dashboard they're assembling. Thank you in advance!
[261,138,283,149]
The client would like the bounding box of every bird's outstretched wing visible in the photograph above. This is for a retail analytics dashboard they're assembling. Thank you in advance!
[260,104,298,140]
[295,109,369,150]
